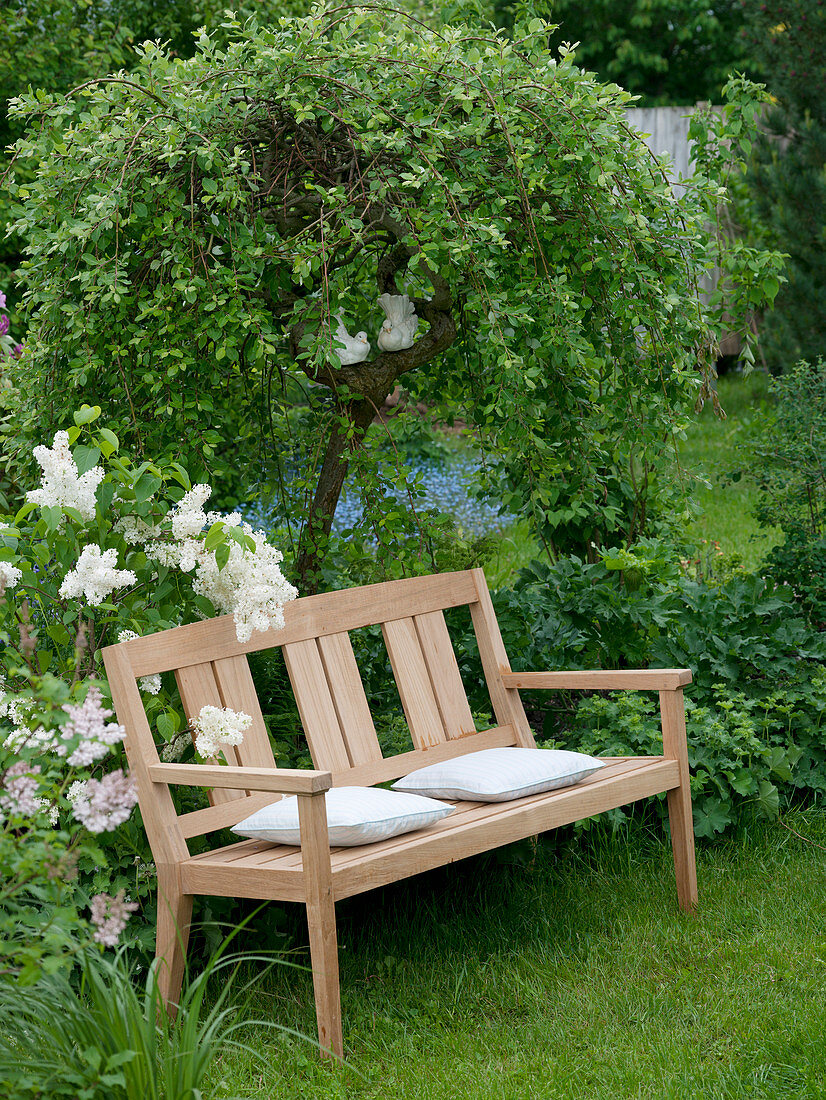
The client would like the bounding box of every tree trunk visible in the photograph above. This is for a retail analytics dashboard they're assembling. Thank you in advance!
[295,395,378,593]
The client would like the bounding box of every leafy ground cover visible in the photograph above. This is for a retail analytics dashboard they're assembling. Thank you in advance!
[206,813,826,1098]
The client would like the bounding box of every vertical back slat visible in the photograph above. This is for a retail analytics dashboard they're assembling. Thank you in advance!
[382,617,445,749]
[413,611,476,740]
[283,639,352,772]
[212,655,277,771]
[468,568,535,747]
[175,662,246,803]
[317,633,383,766]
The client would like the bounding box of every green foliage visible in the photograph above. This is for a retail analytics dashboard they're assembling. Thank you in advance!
[739,359,826,538]
[738,0,826,370]
[6,9,779,581]
[0,944,282,1099]
[530,0,753,106]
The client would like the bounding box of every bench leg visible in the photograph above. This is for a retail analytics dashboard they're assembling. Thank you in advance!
[155,868,193,1018]
[306,896,344,1059]
[660,689,699,913]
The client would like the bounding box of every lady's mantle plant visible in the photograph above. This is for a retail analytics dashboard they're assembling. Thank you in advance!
[0,405,296,979]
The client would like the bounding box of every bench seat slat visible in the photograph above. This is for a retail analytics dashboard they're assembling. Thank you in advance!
[178,757,679,903]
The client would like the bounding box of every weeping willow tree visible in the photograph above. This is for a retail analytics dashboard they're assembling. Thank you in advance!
[7,6,777,589]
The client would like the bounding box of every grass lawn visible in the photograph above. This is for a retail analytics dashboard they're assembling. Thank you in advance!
[677,371,782,572]
[207,812,826,1098]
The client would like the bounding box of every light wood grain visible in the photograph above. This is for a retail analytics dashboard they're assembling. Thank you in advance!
[660,688,699,912]
[105,568,698,1060]
[331,724,518,787]
[149,762,332,793]
[299,794,343,1059]
[101,645,189,866]
[317,632,382,766]
[502,669,693,691]
[383,617,445,748]
[212,654,277,770]
[175,661,244,804]
[155,865,193,1018]
[469,569,534,746]
[283,639,352,772]
[414,611,476,739]
[109,570,479,677]
[177,791,279,839]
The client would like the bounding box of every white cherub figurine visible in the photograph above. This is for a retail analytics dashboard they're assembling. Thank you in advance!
[376,293,419,352]
[333,314,370,365]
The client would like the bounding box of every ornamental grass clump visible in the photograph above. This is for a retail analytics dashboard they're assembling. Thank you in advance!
[0,404,296,979]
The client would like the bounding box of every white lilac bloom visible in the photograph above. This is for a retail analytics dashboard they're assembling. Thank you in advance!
[55,686,125,766]
[0,562,21,590]
[70,769,138,833]
[191,704,252,759]
[0,761,44,817]
[27,430,104,520]
[170,484,212,540]
[59,545,137,606]
[117,631,161,694]
[192,526,298,644]
[89,890,139,947]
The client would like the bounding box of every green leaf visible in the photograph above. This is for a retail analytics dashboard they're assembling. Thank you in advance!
[215,542,230,571]
[73,445,101,476]
[204,522,226,550]
[73,404,101,426]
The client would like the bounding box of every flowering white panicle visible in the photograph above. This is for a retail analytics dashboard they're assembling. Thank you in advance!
[0,561,21,590]
[0,761,44,817]
[66,779,86,804]
[117,631,161,694]
[59,544,137,606]
[192,526,298,644]
[54,686,125,766]
[192,704,252,759]
[89,890,139,947]
[114,513,161,545]
[161,732,189,762]
[170,484,212,540]
[27,430,104,520]
[47,803,59,826]
[70,769,138,833]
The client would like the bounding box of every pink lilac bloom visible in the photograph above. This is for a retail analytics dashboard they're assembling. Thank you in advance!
[56,686,125,766]
[89,890,138,947]
[71,769,138,833]
[0,316,8,336]
[0,761,43,817]
[0,292,6,309]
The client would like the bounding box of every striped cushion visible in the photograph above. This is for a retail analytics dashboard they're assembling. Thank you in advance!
[392,747,605,802]
[231,786,454,847]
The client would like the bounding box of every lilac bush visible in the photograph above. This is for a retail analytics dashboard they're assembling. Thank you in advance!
[0,404,296,979]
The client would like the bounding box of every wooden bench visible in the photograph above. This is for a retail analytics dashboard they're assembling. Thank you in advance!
[102,568,697,1058]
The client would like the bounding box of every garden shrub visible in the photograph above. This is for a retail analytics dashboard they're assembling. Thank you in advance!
[6,10,782,587]
[0,408,296,977]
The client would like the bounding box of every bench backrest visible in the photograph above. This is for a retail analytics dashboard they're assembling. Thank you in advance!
[102,568,534,864]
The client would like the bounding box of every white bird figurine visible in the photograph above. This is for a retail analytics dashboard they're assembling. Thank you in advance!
[376,293,419,352]
[333,314,370,365]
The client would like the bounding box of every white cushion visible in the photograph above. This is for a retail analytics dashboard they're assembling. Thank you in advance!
[231,786,454,847]
[392,747,605,802]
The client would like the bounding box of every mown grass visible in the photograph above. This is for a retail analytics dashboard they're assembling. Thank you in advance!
[206,812,826,1098]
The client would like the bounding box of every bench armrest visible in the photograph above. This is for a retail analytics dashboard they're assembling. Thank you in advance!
[500,669,692,691]
[148,763,332,795]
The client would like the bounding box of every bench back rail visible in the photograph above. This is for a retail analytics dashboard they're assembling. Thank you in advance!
[105,569,534,858]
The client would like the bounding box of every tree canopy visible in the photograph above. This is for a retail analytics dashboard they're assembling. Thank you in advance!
[7,8,776,587]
